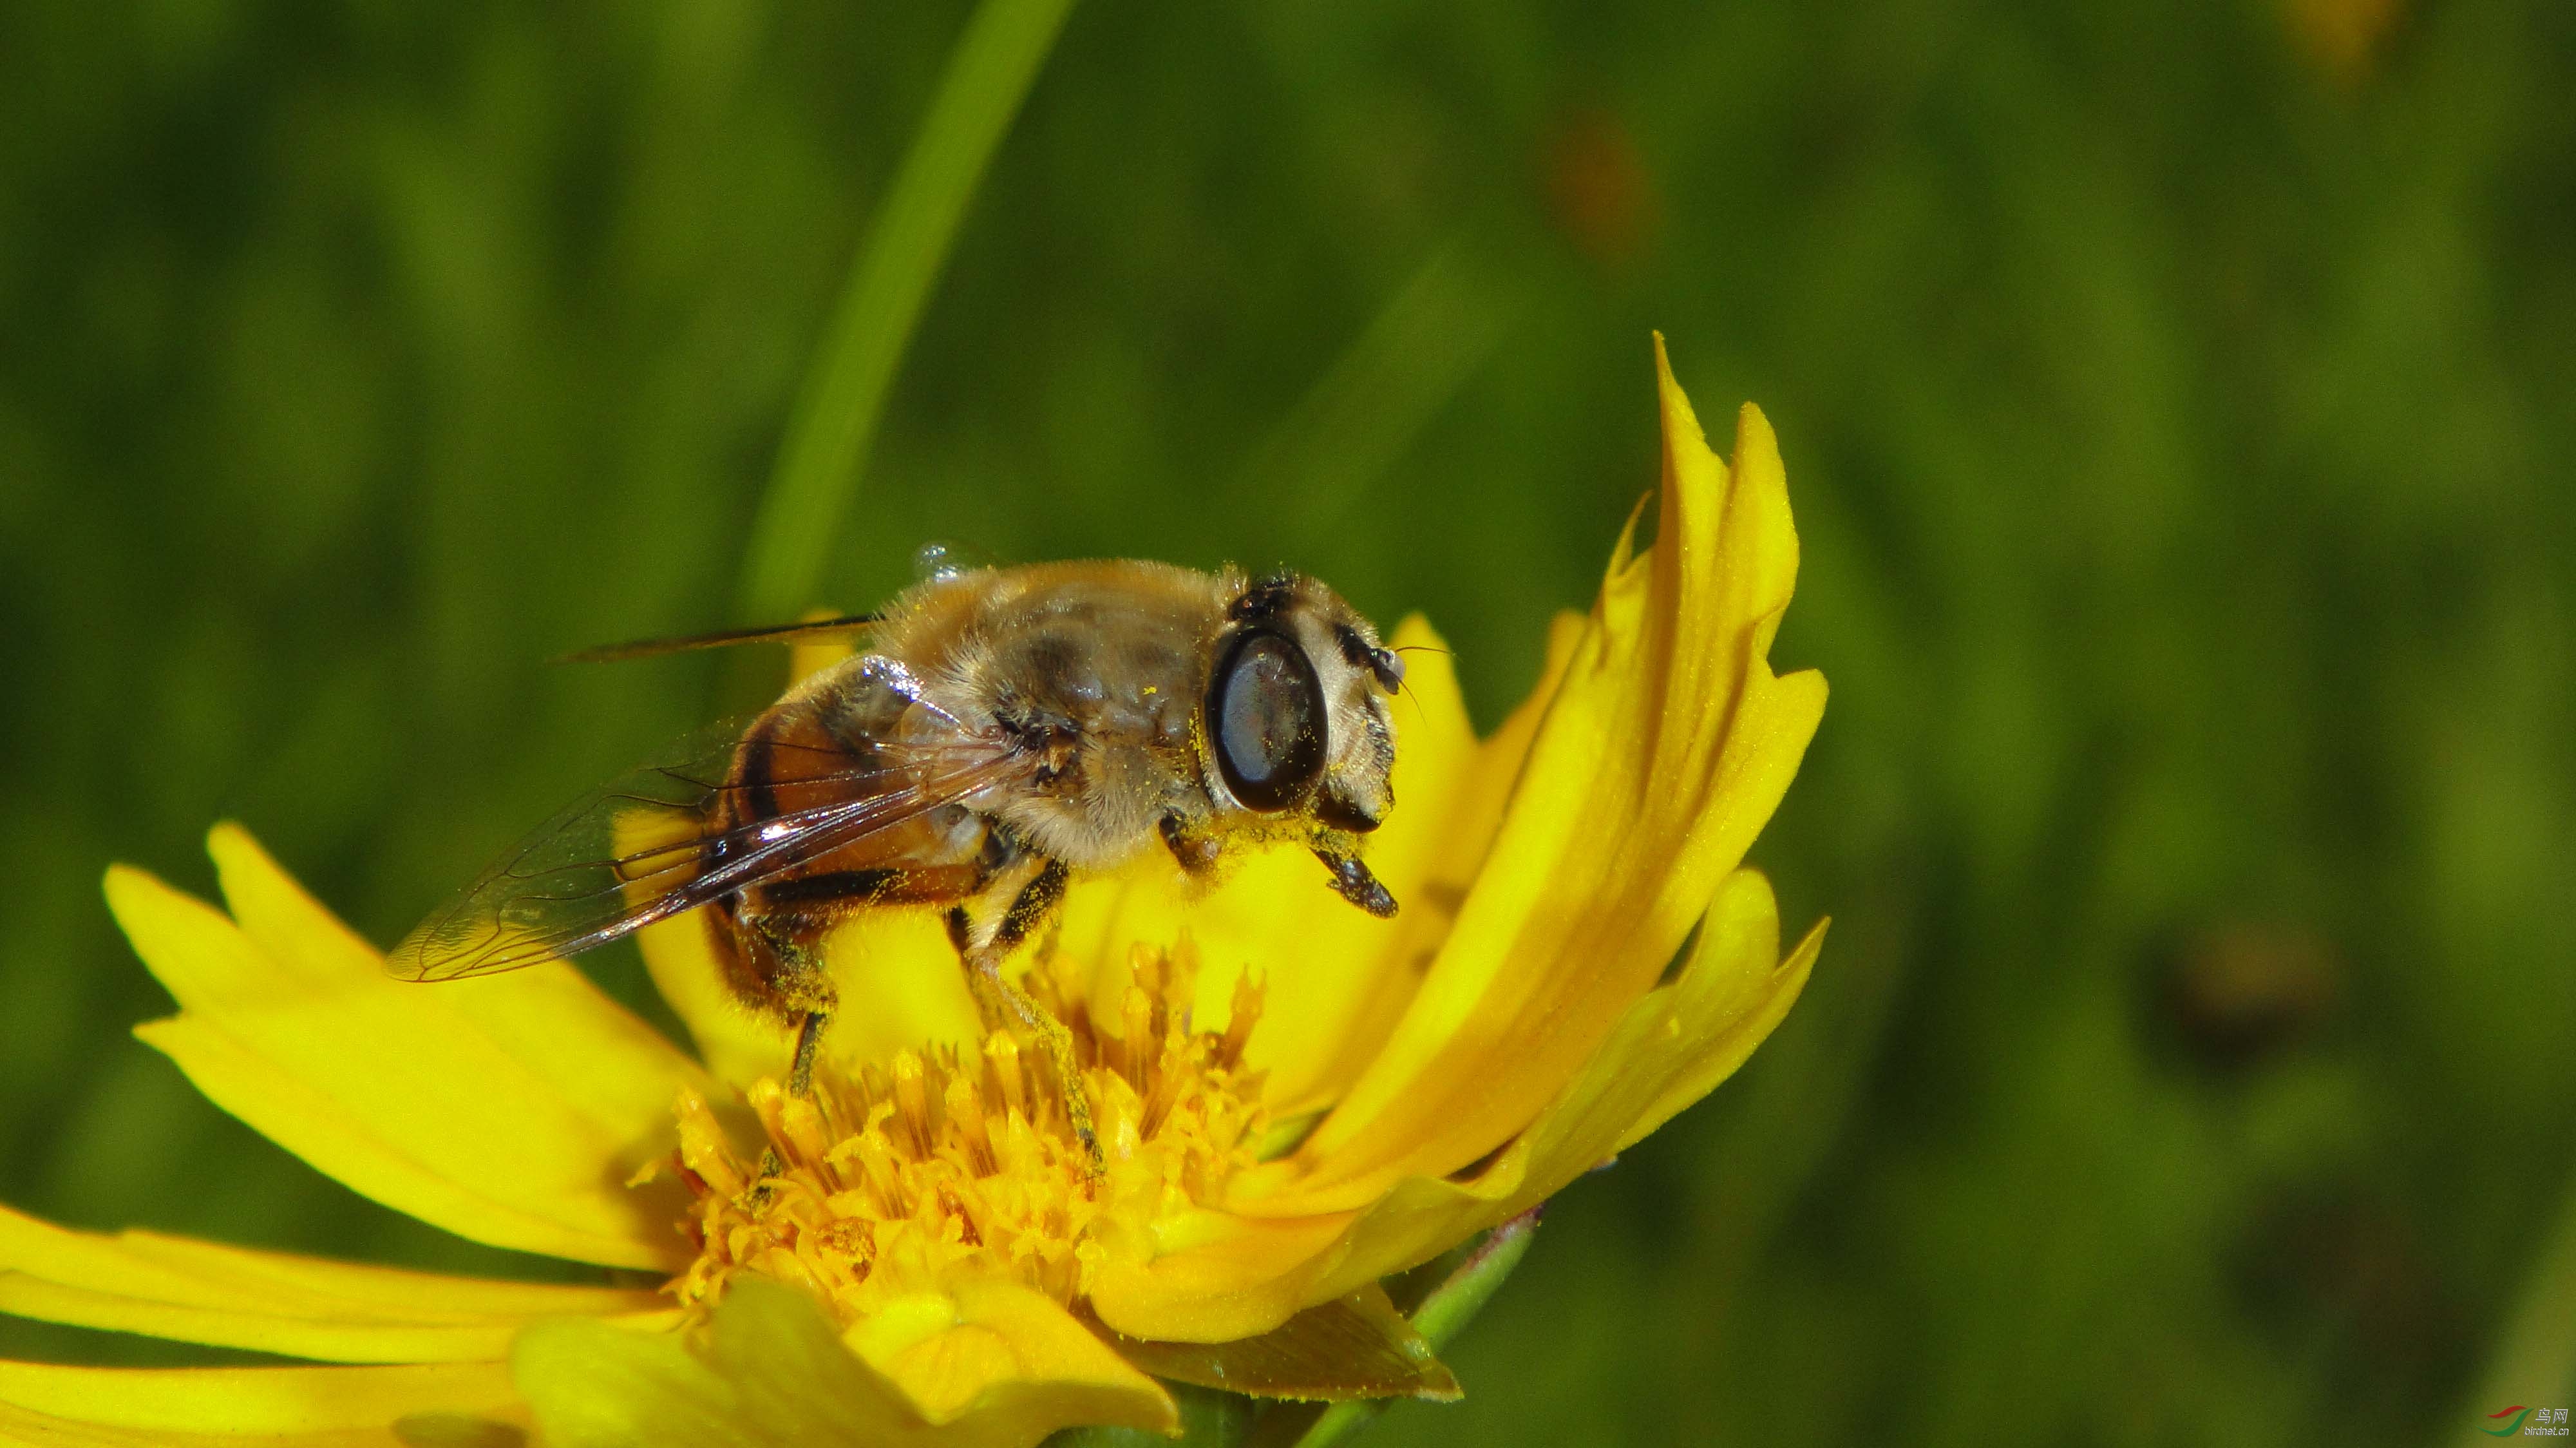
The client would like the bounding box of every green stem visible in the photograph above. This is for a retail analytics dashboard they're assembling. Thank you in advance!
[735,0,1077,624]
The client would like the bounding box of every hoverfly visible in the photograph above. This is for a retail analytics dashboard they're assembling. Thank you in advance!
[391,561,1406,1156]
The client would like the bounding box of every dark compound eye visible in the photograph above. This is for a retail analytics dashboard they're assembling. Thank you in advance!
[1209,627,1326,812]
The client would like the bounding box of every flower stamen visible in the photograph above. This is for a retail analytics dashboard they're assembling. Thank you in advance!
[668,944,1271,1330]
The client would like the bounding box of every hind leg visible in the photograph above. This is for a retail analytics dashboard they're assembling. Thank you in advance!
[712,902,841,1097]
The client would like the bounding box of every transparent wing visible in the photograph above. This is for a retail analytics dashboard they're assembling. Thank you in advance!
[386,717,1019,982]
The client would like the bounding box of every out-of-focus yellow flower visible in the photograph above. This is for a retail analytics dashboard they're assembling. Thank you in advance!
[0,336,1824,1446]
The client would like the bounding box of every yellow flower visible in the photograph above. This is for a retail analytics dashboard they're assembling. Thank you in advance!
[0,336,1825,1446]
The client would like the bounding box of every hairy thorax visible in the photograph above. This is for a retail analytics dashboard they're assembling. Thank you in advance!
[862,562,1233,871]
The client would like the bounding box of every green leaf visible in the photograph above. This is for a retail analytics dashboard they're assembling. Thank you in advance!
[1046,1211,1544,1448]
[1105,1286,1460,1404]
[735,0,1078,625]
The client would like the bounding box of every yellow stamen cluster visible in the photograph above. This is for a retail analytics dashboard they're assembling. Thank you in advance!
[666,945,1270,1327]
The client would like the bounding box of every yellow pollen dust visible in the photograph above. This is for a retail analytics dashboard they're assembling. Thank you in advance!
[665,944,1269,1326]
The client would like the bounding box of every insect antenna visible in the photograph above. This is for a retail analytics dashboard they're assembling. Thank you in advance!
[553,613,881,665]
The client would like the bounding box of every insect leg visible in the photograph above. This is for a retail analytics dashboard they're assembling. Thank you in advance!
[731,903,845,1098]
[1159,814,1221,875]
[1313,846,1399,917]
[790,1011,828,1098]
[947,857,1096,1167]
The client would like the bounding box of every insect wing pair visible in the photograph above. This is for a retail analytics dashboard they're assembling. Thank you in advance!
[388,658,1018,984]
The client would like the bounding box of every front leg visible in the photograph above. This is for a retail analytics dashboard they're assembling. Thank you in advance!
[947,855,1095,1165]
[1159,813,1221,877]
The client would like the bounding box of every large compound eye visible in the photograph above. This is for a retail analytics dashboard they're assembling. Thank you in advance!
[1209,627,1326,811]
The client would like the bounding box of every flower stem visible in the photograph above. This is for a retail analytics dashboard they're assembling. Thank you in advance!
[734,0,1077,624]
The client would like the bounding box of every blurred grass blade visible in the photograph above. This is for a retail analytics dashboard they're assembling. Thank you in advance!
[1258,1208,1543,1448]
[2449,1161,2576,1448]
[1231,244,1508,558]
[735,0,1077,623]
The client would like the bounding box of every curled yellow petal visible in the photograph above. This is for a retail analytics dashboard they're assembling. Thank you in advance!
[1085,1210,1358,1344]
[1302,869,1826,1303]
[1101,870,1818,1338]
[844,1277,1173,1431]
[1253,341,1826,1214]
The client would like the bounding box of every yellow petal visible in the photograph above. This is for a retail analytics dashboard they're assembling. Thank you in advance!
[213,824,699,1137]
[787,627,856,688]
[0,1201,674,1362]
[1239,607,1586,1115]
[633,912,793,1089]
[512,1317,749,1448]
[1252,343,1827,1212]
[107,826,705,1270]
[1085,1209,1358,1344]
[0,1358,521,1444]
[844,1277,1173,1431]
[813,911,987,1073]
[1435,609,1589,908]
[1247,616,1484,1112]
[1607,888,1828,1160]
[516,1279,1173,1448]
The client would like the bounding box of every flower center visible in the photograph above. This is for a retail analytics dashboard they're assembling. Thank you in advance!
[665,944,1268,1326]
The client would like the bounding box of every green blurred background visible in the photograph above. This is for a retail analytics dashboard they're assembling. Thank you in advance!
[3,1,2572,1444]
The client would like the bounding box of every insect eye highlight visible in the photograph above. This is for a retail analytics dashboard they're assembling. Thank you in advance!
[1209,627,1326,812]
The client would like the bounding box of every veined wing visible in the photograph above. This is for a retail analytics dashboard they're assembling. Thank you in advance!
[387,718,1019,982]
